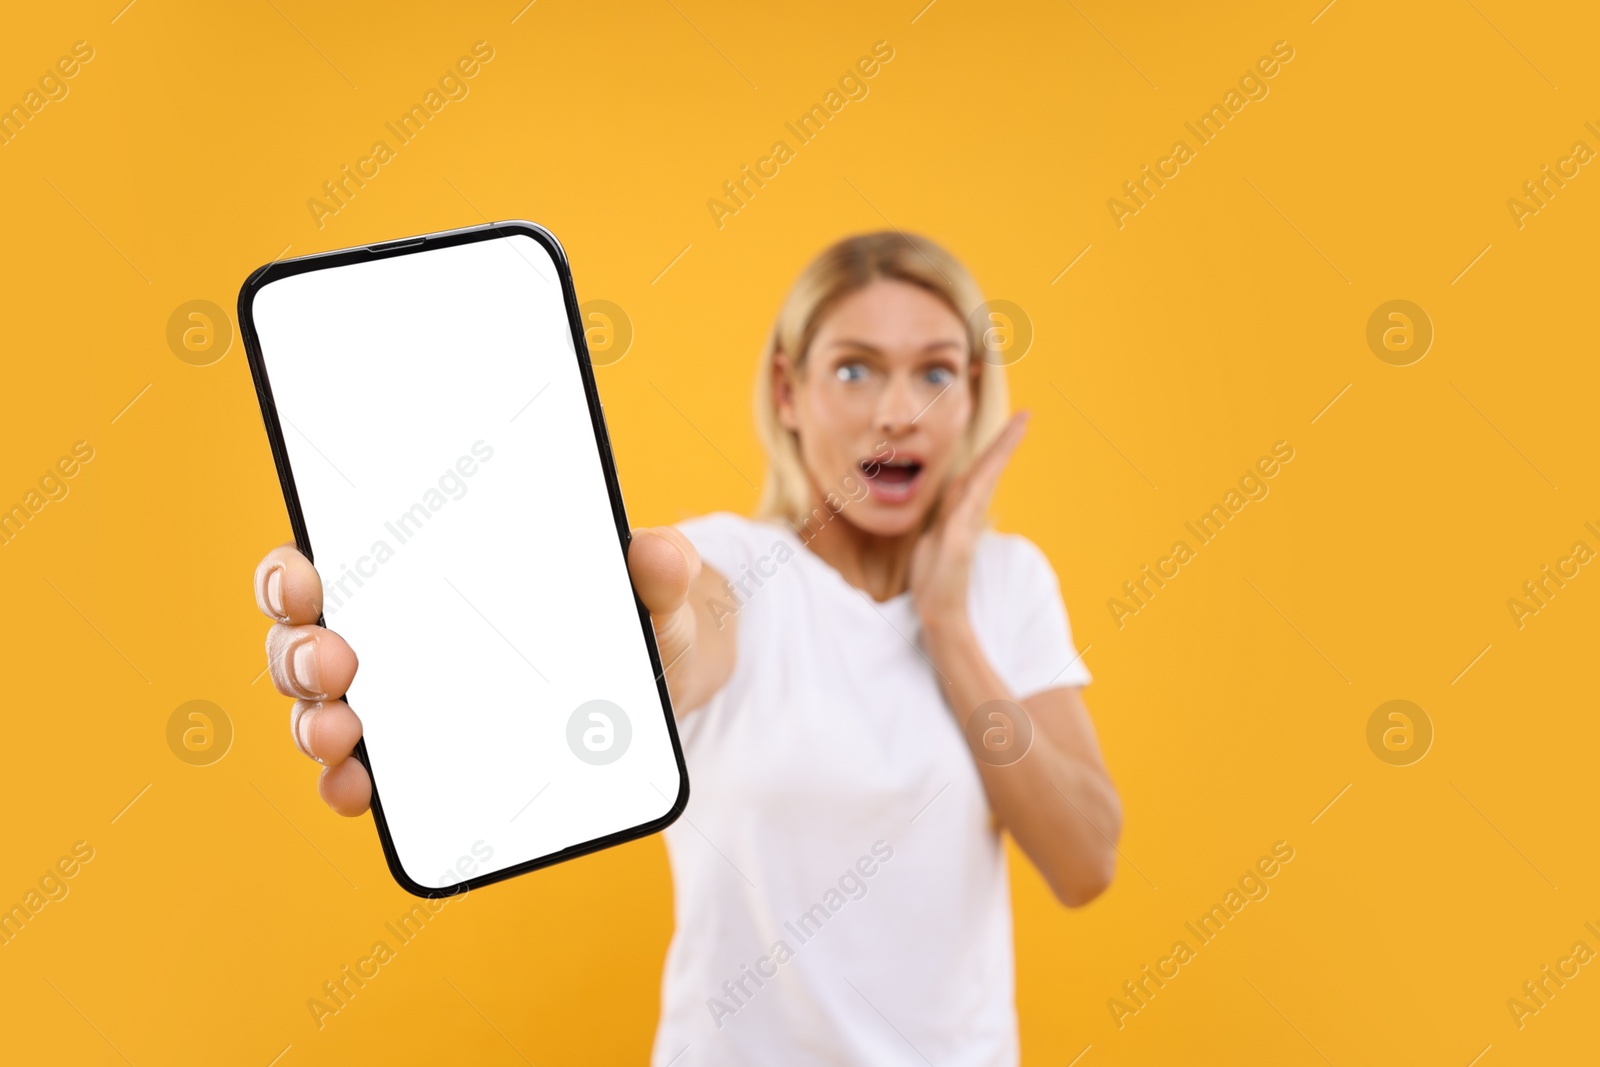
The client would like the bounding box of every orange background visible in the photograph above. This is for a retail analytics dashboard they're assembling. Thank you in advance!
[2,1,1597,1063]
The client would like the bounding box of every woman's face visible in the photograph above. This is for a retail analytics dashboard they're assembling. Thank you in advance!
[775,278,978,538]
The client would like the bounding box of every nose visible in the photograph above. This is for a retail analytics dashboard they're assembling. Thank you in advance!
[874,372,918,436]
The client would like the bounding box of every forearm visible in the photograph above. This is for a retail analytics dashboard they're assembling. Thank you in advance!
[924,617,1121,906]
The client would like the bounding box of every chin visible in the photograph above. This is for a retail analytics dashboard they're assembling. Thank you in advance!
[840,500,930,538]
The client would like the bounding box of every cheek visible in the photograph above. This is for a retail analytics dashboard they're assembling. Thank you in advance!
[954,386,976,424]
[927,388,974,443]
[801,379,871,437]
[788,393,829,450]
[793,387,871,481]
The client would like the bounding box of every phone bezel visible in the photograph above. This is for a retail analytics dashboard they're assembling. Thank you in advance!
[237,220,689,898]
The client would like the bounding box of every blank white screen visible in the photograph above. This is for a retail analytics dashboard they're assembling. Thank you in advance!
[251,232,682,891]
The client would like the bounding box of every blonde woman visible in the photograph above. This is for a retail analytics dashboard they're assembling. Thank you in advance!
[254,232,1121,1066]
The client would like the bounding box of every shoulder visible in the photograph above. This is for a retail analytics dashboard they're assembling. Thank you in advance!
[970,528,1092,692]
[674,510,754,539]
[969,529,1064,632]
[674,511,789,543]
[974,528,1058,590]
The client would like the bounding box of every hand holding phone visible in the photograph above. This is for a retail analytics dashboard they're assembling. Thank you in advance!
[253,525,703,814]
[241,222,692,894]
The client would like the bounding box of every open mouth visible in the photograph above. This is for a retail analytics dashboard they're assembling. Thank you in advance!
[859,457,924,503]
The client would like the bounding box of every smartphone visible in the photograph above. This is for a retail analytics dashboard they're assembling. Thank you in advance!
[239,221,687,896]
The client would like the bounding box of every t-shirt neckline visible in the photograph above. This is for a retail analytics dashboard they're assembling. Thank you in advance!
[767,518,916,608]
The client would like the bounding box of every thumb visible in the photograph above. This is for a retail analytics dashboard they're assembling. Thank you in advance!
[628,526,700,659]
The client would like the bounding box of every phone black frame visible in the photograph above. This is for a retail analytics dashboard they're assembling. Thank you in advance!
[238,220,689,898]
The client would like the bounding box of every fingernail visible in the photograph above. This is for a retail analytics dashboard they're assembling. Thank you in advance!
[289,638,323,699]
[264,564,287,620]
[297,703,321,761]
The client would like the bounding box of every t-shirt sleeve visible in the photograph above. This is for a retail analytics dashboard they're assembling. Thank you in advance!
[994,534,1092,699]
[673,511,757,586]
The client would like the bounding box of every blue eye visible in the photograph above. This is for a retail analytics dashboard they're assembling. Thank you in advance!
[835,362,868,382]
[926,366,954,385]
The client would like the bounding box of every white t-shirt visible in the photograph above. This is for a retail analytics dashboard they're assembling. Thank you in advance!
[650,511,1092,1067]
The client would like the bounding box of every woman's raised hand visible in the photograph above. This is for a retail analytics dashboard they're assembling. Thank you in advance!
[909,409,1030,635]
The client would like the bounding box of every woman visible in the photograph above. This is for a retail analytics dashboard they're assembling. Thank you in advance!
[254,231,1121,1066]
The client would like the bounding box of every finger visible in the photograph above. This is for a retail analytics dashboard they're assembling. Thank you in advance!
[629,526,700,618]
[971,410,1030,491]
[930,411,1029,533]
[318,758,372,817]
[265,623,359,701]
[629,525,700,673]
[955,411,1030,522]
[289,698,364,766]
[255,543,324,625]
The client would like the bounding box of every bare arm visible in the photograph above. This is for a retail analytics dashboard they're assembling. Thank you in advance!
[924,615,1121,907]
[908,409,1120,907]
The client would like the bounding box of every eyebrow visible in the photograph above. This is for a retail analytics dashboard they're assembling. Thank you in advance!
[824,338,965,354]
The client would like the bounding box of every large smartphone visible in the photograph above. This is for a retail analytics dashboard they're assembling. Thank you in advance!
[239,221,687,896]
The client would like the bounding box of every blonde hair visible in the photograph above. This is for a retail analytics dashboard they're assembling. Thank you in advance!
[752,231,1012,530]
